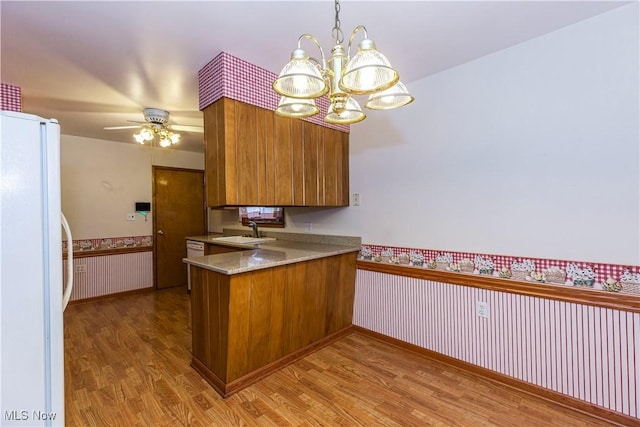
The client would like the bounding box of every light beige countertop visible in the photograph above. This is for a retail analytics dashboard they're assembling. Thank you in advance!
[183,239,360,275]
[185,233,222,243]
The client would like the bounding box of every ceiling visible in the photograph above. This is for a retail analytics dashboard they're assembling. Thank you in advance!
[1,1,629,153]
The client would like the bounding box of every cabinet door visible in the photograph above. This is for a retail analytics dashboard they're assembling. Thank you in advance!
[273,115,294,206]
[206,99,278,207]
[322,127,338,206]
[291,119,304,205]
[204,98,241,207]
[302,121,320,206]
[235,101,259,204]
[322,127,349,206]
[299,124,349,207]
[204,100,228,207]
[258,107,275,206]
[204,97,349,208]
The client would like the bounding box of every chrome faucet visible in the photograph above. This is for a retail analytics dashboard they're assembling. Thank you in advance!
[248,221,259,238]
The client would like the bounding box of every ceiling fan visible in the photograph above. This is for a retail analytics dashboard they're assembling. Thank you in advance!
[104,108,203,147]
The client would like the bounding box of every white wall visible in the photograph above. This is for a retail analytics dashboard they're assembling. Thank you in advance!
[212,4,639,265]
[62,135,204,239]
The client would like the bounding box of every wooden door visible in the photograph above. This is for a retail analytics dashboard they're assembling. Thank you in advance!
[153,167,206,289]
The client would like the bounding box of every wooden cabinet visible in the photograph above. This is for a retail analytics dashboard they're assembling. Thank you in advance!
[189,252,357,397]
[204,243,243,256]
[204,98,349,207]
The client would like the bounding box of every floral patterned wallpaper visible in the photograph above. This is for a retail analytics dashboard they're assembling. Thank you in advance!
[63,235,152,252]
[360,244,640,296]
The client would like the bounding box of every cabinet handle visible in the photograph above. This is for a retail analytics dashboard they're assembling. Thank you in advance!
[157,230,164,235]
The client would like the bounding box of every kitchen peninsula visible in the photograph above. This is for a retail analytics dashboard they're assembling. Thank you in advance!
[183,233,360,397]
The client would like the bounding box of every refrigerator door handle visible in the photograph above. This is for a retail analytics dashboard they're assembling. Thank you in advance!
[61,212,74,311]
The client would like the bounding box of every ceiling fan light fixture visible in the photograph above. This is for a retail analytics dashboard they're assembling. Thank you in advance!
[105,108,202,149]
[143,108,170,126]
[158,136,172,148]
[139,126,154,141]
[127,111,183,147]
[133,132,146,144]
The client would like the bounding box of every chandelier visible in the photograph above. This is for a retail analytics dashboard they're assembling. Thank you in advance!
[273,0,414,125]
[133,125,180,148]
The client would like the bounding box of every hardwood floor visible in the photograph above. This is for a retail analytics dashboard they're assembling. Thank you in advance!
[64,287,616,426]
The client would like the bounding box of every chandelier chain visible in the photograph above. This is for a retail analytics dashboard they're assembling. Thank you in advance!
[332,0,344,44]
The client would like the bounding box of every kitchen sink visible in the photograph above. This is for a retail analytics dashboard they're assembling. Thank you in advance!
[208,236,276,245]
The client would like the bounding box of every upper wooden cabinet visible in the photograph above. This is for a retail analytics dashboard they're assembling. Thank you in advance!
[204,98,349,207]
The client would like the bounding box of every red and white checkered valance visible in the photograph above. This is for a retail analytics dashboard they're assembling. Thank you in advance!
[198,52,349,133]
[1,83,22,112]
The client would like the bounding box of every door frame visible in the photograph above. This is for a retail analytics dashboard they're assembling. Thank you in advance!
[152,166,206,290]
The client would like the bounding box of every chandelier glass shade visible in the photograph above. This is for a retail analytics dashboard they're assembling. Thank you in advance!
[325,97,365,124]
[133,125,180,148]
[365,81,415,110]
[272,48,328,99]
[274,96,320,118]
[339,38,398,95]
[272,0,413,125]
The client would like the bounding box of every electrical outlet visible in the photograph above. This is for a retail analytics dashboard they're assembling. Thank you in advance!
[75,264,87,273]
[477,301,489,318]
[353,193,360,206]
[126,213,136,221]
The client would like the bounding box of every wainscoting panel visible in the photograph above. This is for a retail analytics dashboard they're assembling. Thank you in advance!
[353,270,640,419]
[65,252,153,301]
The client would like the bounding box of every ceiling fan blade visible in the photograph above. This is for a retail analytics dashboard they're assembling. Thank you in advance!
[170,124,204,133]
[126,120,146,124]
[104,125,140,130]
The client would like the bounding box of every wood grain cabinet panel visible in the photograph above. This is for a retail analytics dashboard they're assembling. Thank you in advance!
[203,101,224,207]
[290,119,305,205]
[189,252,357,397]
[235,101,259,203]
[273,115,294,206]
[204,243,243,256]
[203,97,349,207]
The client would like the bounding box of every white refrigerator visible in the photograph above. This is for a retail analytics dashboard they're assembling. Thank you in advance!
[0,111,73,426]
